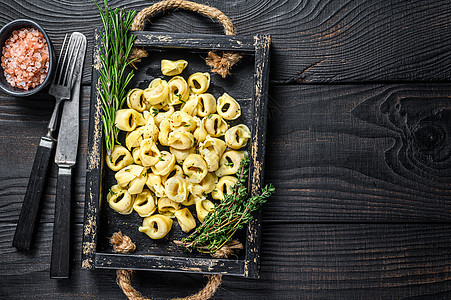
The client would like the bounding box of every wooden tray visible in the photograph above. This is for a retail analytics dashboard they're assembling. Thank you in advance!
[82,30,270,278]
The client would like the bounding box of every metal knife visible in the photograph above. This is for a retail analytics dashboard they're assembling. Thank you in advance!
[50,32,87,279]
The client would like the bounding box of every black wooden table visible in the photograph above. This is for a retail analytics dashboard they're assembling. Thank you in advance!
[1,1,450,299]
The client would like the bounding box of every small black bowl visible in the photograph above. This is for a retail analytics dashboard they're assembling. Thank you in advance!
[0,19,55,97]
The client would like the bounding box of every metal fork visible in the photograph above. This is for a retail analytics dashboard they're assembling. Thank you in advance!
[47,33,84,138]
[13,33,84,251]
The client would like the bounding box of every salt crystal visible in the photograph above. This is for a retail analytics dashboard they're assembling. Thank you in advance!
[1,27,48,90]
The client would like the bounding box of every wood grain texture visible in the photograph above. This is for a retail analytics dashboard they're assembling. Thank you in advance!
[0,87,89,225]
[1,223,450,299]
[1,84,450,225]
[0,0,450,297]
[265,83,451,222]
[1,0,450,83]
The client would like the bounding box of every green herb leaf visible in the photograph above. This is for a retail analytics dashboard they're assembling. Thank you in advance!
[95,0,137,154]
[176,157,275,254]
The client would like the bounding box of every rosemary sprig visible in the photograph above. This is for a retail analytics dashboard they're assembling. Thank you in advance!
[95,0,136,154]
[176,156,275,254]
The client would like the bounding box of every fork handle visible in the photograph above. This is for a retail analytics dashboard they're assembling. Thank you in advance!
[13,136,55,250]
[50,166,72,279]
[48,98,64,135]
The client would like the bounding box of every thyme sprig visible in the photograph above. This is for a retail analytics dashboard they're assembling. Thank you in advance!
[95,0,136,154]
[176,156,275,254]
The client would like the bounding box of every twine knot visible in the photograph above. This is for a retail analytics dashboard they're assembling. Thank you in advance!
[205,51,243,79]
[110,231,136,254]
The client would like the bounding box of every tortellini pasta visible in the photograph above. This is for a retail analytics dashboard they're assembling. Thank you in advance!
[174,208,196,233]
[107,185,135,215]
[106,145,134,171]
[169,111,196,132]
[197,93,216,117]
[170,147,196,165]
[180,95,199,116]
[139,215,173,239]
[168,131,194,150]
[193,116,208,144]
[142,111,160,141]
[189,172,218,197]
[144,78,169,105]
[107,59,251,241]
[126,127,145,151]
[133,189,156,217]
[188,72,210,94]
[127,88,146,112]
[146,173,166,197]
[199,136,227,172]
[195,198,215,222]
[115,109,146,132]
[168,76,189,105]
[215,150,247,177]
[151,103,174,126]
[182,154,208,183]
[202,114,228,137]
[115,164,147,195]
[150,151,175,176]
[132,147,142,165]
[225,124,251,149]
[161,164,184,185]
[165,176,189,203]
[211,176,239,200]
[161,59,188,76]
[217,93,241,120]
[139,138,161,167]
[158,197,181,217]
[158,118,171,146]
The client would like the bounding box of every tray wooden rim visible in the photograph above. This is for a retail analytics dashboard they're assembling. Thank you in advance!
[82,30,270,278]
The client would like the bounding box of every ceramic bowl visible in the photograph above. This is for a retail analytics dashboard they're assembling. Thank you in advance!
[0,19,55,97]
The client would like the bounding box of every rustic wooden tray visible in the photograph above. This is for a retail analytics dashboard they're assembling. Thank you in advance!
[82,30,270,278]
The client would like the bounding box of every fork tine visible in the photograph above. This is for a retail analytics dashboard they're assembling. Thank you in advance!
[53,34,69,84]
[59,36,76,86]
[63,36,83,87]
[56,35,73,85]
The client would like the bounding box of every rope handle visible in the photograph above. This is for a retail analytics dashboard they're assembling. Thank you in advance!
[129,0,242,78]
[131,0,237,35]
[111,232,242,300]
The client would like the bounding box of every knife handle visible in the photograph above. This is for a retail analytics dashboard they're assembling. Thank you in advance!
[50,167,72,279]
[13,137,55,250]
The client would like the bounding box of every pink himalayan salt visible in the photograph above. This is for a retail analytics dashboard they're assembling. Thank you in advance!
[1,27,49,90]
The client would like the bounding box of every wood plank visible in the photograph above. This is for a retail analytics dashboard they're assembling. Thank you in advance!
[1,84,450,224]
[264,83,451,222]
[0,87,90,226]
[0,0,450,83]
[1,223,450,299]
[134,31,255,51]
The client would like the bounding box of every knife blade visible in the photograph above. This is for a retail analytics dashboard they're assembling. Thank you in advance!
[50,32,87,279]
